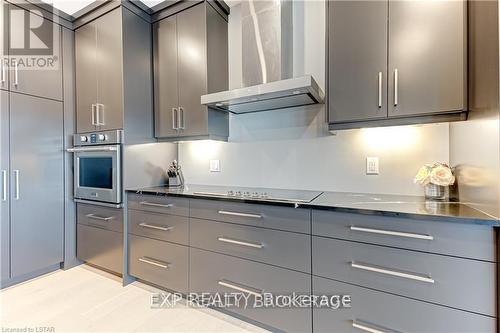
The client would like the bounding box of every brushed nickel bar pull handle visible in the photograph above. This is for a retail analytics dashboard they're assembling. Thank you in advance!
[140,201,173,208]
[350,226,433,241]
[352,321,388,333]
[86,213,114,221]
[139,257,169,269]
[351,262,435,284]
[218,210,262,219]
[1,62,5,83]
[1,170,6,201]
[218,280,262,297]
[394,68,398,106]
[378,72,382,108]
[14,60,18,86]
[139,222,173,232]
[172,108,178,130]
[218,237,264,249]
[13,170,19,200]
[96,104,104,125]
[91,104,96,125]
[178,107,185,130]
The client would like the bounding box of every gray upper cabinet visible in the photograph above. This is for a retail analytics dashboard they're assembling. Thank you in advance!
[327,1,388,123]
[328,0,467,129]
[3,3,62,100]
[388,0,466,117]
[0,1,8,91]
[154,2,229,140]
[75,8,124,133]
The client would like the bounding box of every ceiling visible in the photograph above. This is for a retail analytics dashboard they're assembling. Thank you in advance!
[39,0,170,16]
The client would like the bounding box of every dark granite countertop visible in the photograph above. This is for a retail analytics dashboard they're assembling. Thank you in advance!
[127,184,499,226]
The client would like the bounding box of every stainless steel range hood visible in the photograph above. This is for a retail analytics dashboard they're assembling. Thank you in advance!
[201,0,324,114]
[201,75,324,114]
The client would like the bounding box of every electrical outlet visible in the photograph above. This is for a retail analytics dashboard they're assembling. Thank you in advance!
[209,159,220,172]
[366,157,379,175]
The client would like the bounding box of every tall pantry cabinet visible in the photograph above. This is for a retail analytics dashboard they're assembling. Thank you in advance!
[1,1,65,286]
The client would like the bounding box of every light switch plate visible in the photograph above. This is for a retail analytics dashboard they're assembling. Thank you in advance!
[366,157,379,175]
[209,159,220,172]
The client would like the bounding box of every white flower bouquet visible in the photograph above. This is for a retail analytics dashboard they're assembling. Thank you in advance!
[414,163,455,200]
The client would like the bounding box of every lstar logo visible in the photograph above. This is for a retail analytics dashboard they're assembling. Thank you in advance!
[4,4,54,56]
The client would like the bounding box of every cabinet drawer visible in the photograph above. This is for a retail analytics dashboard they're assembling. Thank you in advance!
[190,218,310,273]
[77,203,123,233]
[129,235,188,293]
[312,210,495,261]
[128,194,189,217]
[128,210,188,245]
[77,224,123,274]
[190,248,312,333]
[190,199,310,234]
[313,237,495,316]
[313,277,495,333]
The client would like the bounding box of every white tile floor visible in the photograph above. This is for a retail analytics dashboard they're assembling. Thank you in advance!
[0,265,269,333]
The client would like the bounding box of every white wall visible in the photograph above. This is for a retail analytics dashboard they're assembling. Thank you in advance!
[179,0,451,196]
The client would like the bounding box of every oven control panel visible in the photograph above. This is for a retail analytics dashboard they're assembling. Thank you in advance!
[74,130,123,146]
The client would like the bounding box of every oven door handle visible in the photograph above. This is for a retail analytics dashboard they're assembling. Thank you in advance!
[67,146,118,153]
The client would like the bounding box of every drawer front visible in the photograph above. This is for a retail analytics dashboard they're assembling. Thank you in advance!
[77,224,123,274]
[312,210,495,261]
[190,248,312,333]
[129,235,188,293]
[190,199,310,234]
[77,203,123,233]
[313,277,495,333]
[128,210,188,245]
[313,237,495,316]
[190,218,310,273]
[128,193,189,217]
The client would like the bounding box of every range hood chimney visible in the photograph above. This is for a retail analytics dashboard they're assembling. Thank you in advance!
[201,0,324,114]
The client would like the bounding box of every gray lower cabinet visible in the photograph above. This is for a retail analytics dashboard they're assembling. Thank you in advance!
[313,277,495,333]
[190,248,312,333]
[312,210,495,261]
[190,217,311,273]
[9,93,64,278]
[154,2,228,140]
[6,4,63,101]
[0,90,10,283]
[313,237,495,316]
[128,235,188,293]
[77,203,123,274]
[77,224,123,274]
[128,193,189,217]
[190,199,311,234]
[128,209,188,245]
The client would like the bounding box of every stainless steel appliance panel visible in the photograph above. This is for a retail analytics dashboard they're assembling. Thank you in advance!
[10,93,64,278]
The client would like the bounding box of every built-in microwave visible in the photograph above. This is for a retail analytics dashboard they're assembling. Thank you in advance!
[68,130,122,204]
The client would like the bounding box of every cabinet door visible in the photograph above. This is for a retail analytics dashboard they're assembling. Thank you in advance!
[327,1,388,123]
[9,8,63,100]
[177,3,208,137]
[75,21,97,133]
[96,8,124,131]
[0,90,9,283]
[154,15,179,138]
[388,0,466,117]
[10,93,63,278]
[0,1,8,91]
